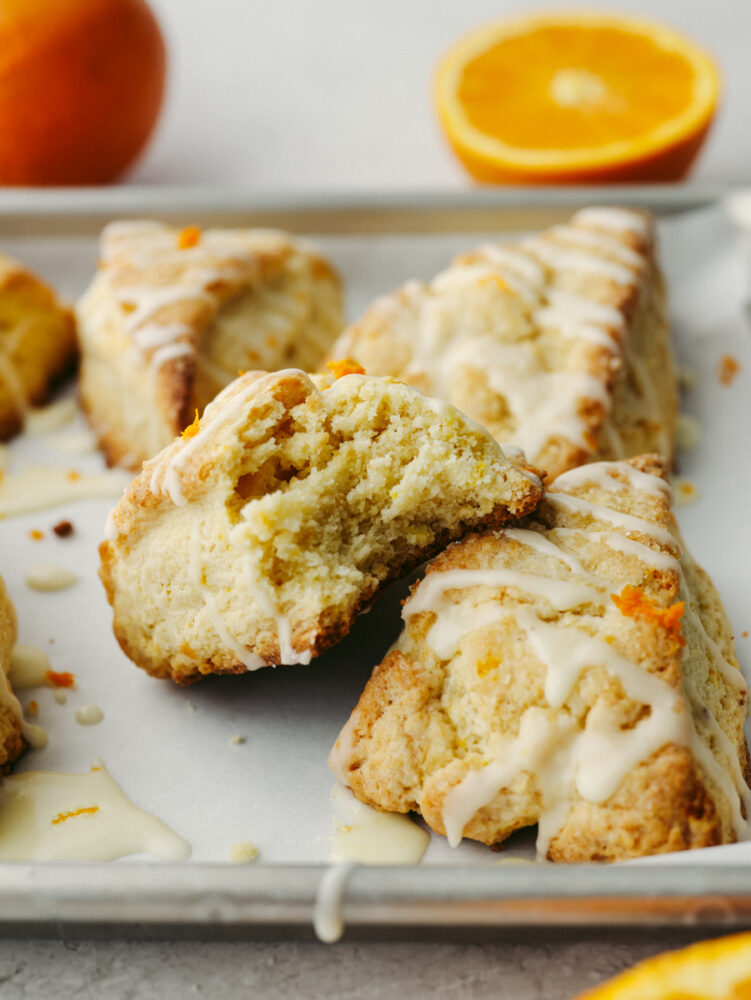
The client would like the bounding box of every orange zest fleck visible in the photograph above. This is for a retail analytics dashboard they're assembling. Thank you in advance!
[178,225,202,250]
[25,700,39,716]
[611,585,686,648]
[180,642,198,659]
[52,806,99,826]
[326,358,366,380]
[29,529,44,541]
[181,410,200,440]
[66,470,81,482]
[718,354,741,386]
[45,669,75,689]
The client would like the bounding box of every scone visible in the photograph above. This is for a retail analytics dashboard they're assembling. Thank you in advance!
[99,368,543,684]
[0,253,77,439]
[0,577,25,772]
[329,207,676,480]
[330,455,750,861]
[77,221,344,469]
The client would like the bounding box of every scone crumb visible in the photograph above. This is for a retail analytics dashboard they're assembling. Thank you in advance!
[45,669,75,688]
[52,806,99,826]
[177,225,202,250]
[181,410,201,440]
[53,520,74,538]
[326,358,365,380]
[672,477,700,506]
[29,529,44,541]
[718,354,741,386]
[743,631,749,638]
[230,734,246,745]
[229,841,259,863]
[611,586,686,648]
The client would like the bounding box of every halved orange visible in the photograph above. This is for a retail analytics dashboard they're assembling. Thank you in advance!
[574,932,751,999]
[435,11,720,184]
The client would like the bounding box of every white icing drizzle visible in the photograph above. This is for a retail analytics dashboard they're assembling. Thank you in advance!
[75,704,104,726]
[548,226,645,268]
[8,645,51,688]
[188,527,264,671]
[399,460,749,853]
[314,862,356,944]
[240,553,311,666]
[523,238,638,286]
[573,207,650,235]
[25,564,79,592]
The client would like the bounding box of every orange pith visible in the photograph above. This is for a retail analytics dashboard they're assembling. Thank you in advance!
[435,11,720,184]
[574,931,751,999]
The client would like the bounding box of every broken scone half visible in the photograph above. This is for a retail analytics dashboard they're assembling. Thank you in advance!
[99,368,543,684]
[77,221,344,469]
[0,253,77,440]
[330,455,750,861]
[0,577,26,772]
[330,207,676,480]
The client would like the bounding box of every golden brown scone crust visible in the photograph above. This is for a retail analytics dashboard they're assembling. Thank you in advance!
[331,455,749,862]
[329,208,676,481]
[0,577,25,772]
[77,221,344,469]
[99,369,543,684]
[0,253,77,439]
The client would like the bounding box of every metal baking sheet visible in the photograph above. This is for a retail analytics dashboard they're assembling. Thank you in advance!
[0,185,749,939]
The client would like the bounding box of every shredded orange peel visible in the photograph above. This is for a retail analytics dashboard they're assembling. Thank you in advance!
[611,585,686,647]
[326,358,365,380]
[52,806,99,826]
[181,410,201,440]
[44,669,75,689]
[177,225,202,250]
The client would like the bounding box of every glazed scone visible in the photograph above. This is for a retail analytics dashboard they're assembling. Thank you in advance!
[99,368,543,684]
[0,577,25,772]
[0,253,77,439]
[330,207,676,480]
[77,221,344,469]
[330,455,750,862]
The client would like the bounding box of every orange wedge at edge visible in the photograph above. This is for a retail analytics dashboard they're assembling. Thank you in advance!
[434,10,720,184]
[574,931,751,999]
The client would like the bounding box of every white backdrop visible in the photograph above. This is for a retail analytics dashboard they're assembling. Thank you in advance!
[134,0,751,189]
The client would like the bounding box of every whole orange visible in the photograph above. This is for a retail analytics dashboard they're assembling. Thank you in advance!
[0,0,166,185]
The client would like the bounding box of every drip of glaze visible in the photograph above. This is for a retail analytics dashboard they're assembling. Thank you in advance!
[0,762,190,861]
[0,466,128,518]
[330,784,430,865]
[8,645,51,688]
[313,862,356,944]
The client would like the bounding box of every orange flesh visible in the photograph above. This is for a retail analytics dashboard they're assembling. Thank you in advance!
[611,585,685,648]
[459,25,697,151]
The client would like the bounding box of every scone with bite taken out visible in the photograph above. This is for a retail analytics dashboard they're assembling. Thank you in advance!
[330,456,750,862]
[77,221,344,469]
[0,577,26,771]
[99,367,543,684]
[0,253,77,440]
[329,207,675,481]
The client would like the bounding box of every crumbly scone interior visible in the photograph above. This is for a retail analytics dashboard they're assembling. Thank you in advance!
[330,207,676,479]
[103,370,542,680]
[331,456,749,860]
[0,576,26,771]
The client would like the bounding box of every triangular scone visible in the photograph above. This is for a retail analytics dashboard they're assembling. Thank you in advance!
[329,207,675,481]
[0,578,25,772]
[77,221,344,469]
[330,456,750,861]
[99,369,543,684]
[0,253,77,439]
